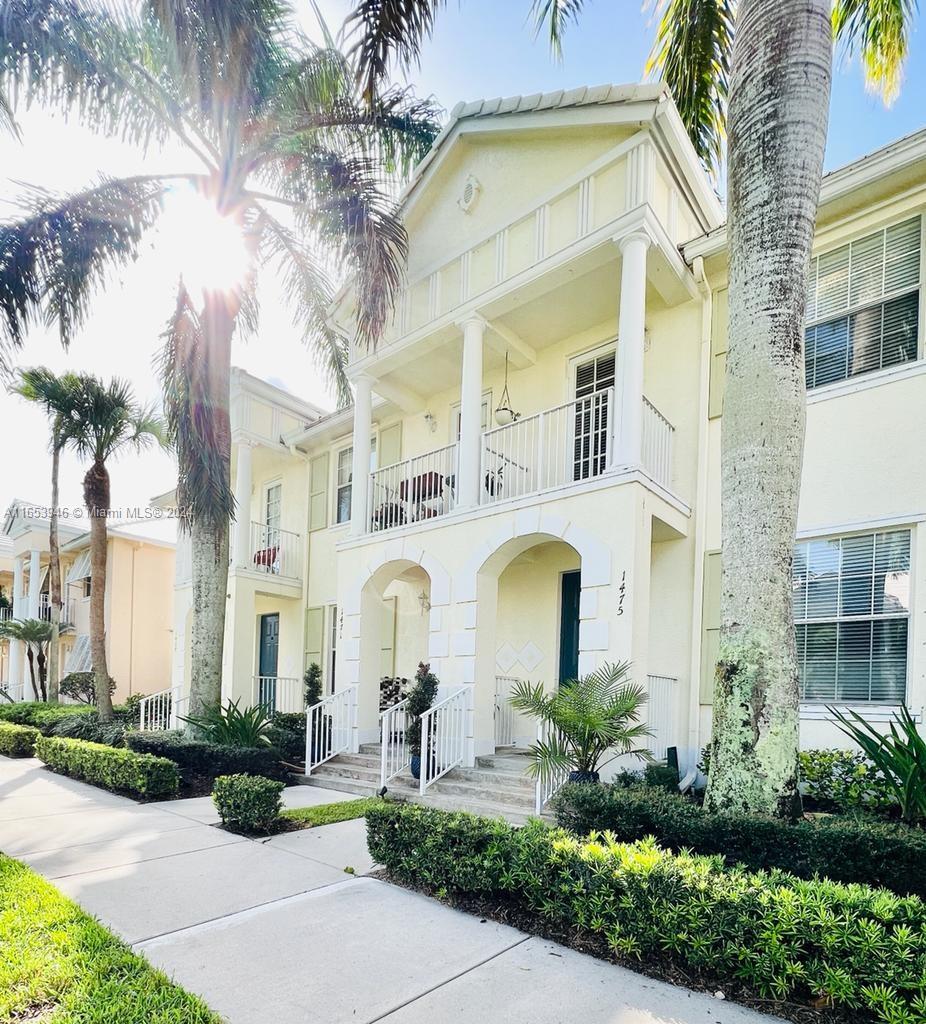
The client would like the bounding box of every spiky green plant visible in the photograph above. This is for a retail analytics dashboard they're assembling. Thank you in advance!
[509,662,653,784]
[182,699,276,748]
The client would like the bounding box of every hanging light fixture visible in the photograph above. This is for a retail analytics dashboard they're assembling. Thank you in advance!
[494,351,520,426]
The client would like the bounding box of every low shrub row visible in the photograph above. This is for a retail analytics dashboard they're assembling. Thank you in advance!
[366,802,926,1024]
[551,782,926,899]
[0,721,40,757]
[212,774,283,833]
[125,731,285,784]
[0,702,96,733]
[36,736,179,799]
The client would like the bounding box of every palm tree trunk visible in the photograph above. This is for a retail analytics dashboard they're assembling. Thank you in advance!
[187,294,234,721]
[84,460,114,722]
[705,0,832,818]
[37,644,48,701]
[48,444,61,702]
[26,647,38,700]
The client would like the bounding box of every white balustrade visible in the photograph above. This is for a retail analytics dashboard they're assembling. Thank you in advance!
[248,521,302,579]
[380,698,412,787]
[419,687,467,795]
[0,607,13,622]
[642,398,674,490]
[254,675,303,714]
[647,674,678,761]
[494,675,520,748]
[368,443,458,532]
[534,717,570,814]
[139,685,183,731]
[306,684,358,774]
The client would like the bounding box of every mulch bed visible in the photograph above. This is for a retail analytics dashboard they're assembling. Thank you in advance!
[372,869,873,1024]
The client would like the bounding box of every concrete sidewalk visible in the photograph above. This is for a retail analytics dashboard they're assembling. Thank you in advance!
[1,754,782,1024]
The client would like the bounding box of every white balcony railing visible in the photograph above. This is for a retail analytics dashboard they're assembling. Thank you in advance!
[139,685,184,731]
[37,595,77,626]
[0,607,12,622]
[642,398,674,490]
[248,521,302,580]
[254,675,303,714]
[368,443,458,532]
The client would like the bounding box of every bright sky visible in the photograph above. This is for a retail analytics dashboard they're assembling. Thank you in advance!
[1,0,923,520]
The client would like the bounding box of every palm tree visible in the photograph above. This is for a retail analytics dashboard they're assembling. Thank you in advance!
[11,367,77,703]
[53,374,165,722]
[346,0,916,818]
[0,618,52,701]
[0,1,440,722]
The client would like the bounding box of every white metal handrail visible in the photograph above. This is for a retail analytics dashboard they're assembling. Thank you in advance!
[380,697,412,787]
[494,675,520,748]
[368,443,458,533]
[0,607,13,622]
[254,675,303,714]
[480,389,613,506]
[249,521,302,579]
[139,685,183,731]
[419,687,467,795]
[647,674,678,761]
[534,717,569,814]
[306,684,358,775]
[642,398,674,489]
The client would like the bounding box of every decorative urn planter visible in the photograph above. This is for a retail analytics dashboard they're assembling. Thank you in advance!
[410,754,421,779]
[568,770,600,784]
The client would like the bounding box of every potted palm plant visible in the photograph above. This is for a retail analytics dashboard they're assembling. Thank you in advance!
[406,662,440,780]
[510,661,652,784]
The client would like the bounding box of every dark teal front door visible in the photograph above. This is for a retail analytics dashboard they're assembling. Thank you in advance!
[258,613,279,707]
[559,571,581,684]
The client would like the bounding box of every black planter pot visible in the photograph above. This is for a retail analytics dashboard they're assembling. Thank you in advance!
[568,770,600,784]
[410,753,421,779]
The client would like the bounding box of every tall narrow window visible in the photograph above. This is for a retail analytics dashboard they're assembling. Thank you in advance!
[793,529,910,703]
[328,604,338,694]
[805,218,920,389]
[264,482,281,531]
[573,351,614,480]
[335,441,376,524]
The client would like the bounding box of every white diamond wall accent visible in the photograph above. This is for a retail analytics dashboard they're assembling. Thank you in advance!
[495,642,518,673]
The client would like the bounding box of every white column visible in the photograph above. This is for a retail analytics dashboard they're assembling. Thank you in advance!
[9,556,23,689]
[233,441,253,569]
[27,548,41,619]
[613,232,650,469]
[349,375,373,537]
[457,315,486,508]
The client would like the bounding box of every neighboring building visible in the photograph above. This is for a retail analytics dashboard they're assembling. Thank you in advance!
[1,501,176,701]
[169,84,926,807]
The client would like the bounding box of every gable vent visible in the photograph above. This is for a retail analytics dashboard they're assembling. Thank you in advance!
[458,175,481,214]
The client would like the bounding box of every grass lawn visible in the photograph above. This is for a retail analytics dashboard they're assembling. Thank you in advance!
[0,853,221,1024]
[281,796,383,830]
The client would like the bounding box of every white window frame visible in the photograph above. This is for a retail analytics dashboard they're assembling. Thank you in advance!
[263,479,282,531]
[449,391,492,440]
[333,437,377,526]
[327,603,338,695]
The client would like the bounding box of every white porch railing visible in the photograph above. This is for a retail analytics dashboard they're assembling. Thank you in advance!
[380,698,412,787]
[0,681,26,703]
[254,675,303,713]
[419,687,467,795]
[368,443,458,532]
[306,684,358,774]
[248,521,302,579]
[480,389,613,506]
[494,675,520,748]
[139,685,183,731]
[647,674,678,761]
[534,717,569,814]
[0,607,13,622]
[642,398,674,490]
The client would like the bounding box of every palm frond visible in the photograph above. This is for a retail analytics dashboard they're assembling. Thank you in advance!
[0,176,164,355]
[529,0,587,58]
[645,0,735,174]
[10,365,77,452]
[0,85,17,136]
[833,0,917,103]
[345,0,444,102]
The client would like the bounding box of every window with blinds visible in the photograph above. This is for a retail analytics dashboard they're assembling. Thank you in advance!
[573,351,615,480]
[793,529,910,703]
[805,217,921,389]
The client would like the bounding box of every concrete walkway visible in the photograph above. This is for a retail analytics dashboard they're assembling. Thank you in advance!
[1,754,782,1024]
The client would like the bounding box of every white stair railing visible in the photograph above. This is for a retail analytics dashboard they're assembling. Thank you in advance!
[254,675,303,713]
[419,687,467,795]
[306,685,358,775]
[534,717,569,814]
[494,675,520,748]
[139,685,182,732]
[647,674,678,761]
[380,698,411,787]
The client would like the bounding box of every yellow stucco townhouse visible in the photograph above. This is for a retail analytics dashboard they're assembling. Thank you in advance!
[166,83,926,817]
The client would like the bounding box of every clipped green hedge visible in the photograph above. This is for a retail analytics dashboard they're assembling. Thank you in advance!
[212,774,283,834]
[0,722,40,757]
[551,782,926,900]
[0,702,95,733]
[367,802,926,1024]
[124,731,285,784]
[36,736,179,799]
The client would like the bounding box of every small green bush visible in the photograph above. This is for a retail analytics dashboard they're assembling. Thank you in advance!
[367,802,926,1024]
[0,702,95,733]
[59,672,117,705]
[125,731,284,783]
[49,711,127,748]
[552,782,926,898]
[0,722,40,757]
[800,747,894,814]
[268,711,306,762]
[36,736,179,799]
[212,774,284,833]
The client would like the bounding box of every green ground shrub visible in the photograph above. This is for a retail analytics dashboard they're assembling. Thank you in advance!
[268,711,306,762]
[125,730,285,783]
[49,711,127,747]
[35,735,179,798]
[800,747,895,814]
[367,802,926,1024]
[212,774,284,833]
[551,782,926,898]
[0,702,95,733]
[0,721,40,757]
